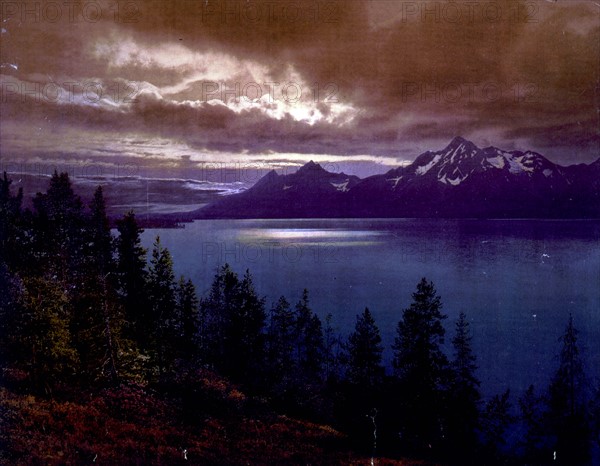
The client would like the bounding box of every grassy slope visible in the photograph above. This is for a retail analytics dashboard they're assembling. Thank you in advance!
[0,375,439,466]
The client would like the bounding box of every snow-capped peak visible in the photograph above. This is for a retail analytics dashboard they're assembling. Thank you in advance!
[406,138,559,187]
[411,137,481,184]
[444,136,479,153]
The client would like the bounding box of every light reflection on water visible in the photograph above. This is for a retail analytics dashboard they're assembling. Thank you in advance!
[237,228,386,243]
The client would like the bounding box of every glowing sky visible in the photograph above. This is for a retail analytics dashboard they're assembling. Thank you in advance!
[1,0,599,176]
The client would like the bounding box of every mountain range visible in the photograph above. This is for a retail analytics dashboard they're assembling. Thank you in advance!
[193,137,600,219]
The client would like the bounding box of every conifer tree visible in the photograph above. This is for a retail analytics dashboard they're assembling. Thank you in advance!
[147,236,177,376]
[392,278,449,450]
[31,172,86,280]
[518,385,548,463]
[446,312,481,458]
[198,264,239,368]
[343,307,384,453]
[479,389,513,462]
[89,186,119,378]
[225,269,266,384]
[115,211,148,345]
[197,266,267,389]
[176,277,199,361]
[87,186,113,275]
[28,173,101,384]
[294,289,324,386]
[70,185,123,383]
[0,173,24,365]
[15,276,79,393]
[0,172,23,268]
[346,307,383,390]
[547,314,591,465]
[323,313,343,383]
[267,295,297,393]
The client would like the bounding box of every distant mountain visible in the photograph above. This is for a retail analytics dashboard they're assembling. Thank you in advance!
[198,160,361,218]
[194,137,600,219]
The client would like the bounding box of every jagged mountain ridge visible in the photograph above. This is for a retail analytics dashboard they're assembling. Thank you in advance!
[198,160,361,218]
[196,137,600,219]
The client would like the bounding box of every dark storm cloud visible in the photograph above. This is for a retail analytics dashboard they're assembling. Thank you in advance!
[504,120,600,157]
[1,0,599,168]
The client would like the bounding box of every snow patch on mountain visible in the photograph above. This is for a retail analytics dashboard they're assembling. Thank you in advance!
[507,156,535,174]
[447,176,465,186]
[331,180,350,192]
[416,154,442,175]
[386,176,403,188]
[487,155,506,169]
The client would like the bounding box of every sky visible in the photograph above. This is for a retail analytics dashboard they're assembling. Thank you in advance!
[1,0,599,178]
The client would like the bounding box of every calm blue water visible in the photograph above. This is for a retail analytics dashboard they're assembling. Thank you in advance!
[141,219,600,398]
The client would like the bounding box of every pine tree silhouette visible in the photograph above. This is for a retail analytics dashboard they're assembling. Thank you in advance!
[548,314,591,465]
[393,278,449,451]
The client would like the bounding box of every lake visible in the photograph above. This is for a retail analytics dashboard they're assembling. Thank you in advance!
[141,218,600,398]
